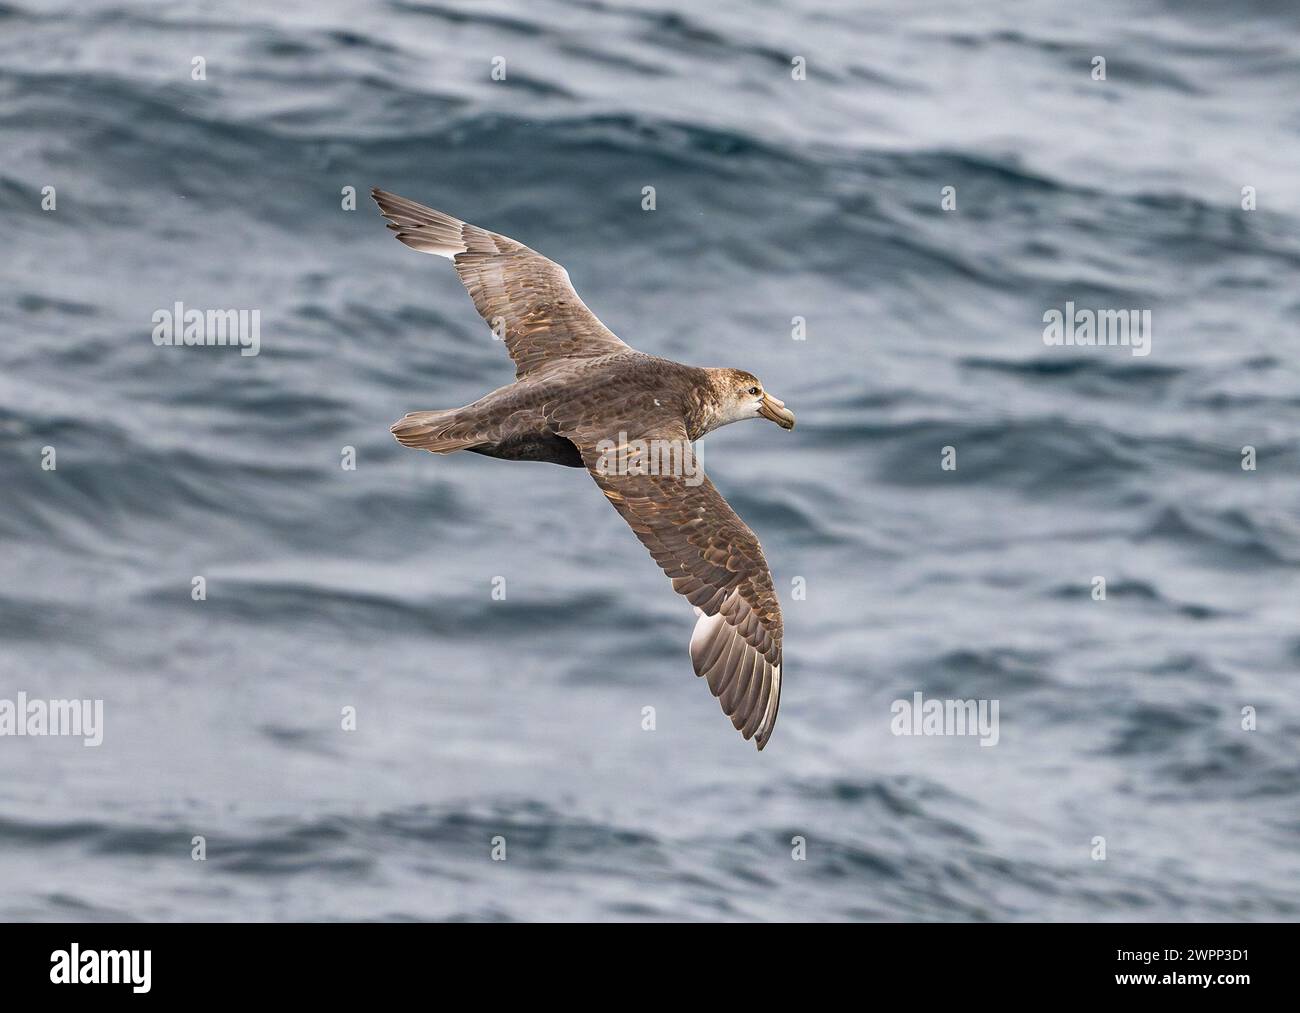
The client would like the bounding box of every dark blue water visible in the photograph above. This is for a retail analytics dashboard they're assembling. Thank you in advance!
[1,0,1297,920]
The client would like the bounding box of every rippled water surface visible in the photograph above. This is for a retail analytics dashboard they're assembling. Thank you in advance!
[1,0,1298,920]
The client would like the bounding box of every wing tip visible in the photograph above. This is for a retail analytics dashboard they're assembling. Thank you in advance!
[686,589,783,752]
[371,188,467,260]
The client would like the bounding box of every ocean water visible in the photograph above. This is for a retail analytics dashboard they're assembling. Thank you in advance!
[1,0,1298,921]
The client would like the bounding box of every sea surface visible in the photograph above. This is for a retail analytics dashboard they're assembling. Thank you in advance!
[1,0,1298,921]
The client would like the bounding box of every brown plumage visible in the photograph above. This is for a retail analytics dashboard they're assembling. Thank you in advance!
[373,188,796,750]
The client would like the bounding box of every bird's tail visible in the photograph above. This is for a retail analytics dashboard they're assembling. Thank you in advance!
[390,409,484,454]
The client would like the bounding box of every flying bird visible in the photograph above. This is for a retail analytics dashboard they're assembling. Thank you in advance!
[373,188,795,749]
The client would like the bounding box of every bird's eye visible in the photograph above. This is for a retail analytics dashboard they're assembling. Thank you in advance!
[748,386,760,396]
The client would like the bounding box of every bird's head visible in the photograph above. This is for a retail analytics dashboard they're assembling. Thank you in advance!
[704,368,796,432]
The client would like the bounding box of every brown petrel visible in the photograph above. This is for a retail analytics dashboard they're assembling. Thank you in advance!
[373,188,796,749]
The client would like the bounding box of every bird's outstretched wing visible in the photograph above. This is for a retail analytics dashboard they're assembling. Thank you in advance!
[563,417,784,749]
[372,188,630,378]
